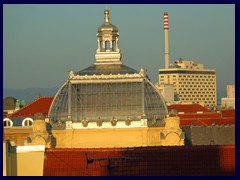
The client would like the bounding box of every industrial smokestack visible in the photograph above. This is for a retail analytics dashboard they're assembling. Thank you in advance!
[164,12,169,69]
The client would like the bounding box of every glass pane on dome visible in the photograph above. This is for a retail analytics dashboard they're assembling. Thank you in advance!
[144,81,167,121]
[71,82,143,121]
[49,83,69,121]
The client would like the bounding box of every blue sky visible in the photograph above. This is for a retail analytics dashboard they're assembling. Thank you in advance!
[3,4,235,98]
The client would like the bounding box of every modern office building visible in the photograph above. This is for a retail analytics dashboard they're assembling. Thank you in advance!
[157,12,217,107]
[158,59,217,107]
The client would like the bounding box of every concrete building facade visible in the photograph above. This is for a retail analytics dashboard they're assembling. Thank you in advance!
[227,84,235,98]
[155,84,174,104]
[221,84,235,109]
[158,59,217,107]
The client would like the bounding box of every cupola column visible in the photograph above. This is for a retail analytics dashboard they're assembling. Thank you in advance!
[116,37,119,51]
[102,41,105,51]
[97,38,100,52]
[110,41,113,51]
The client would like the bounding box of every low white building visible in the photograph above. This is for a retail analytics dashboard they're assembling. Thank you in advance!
[155,84,174,105]
[221,84,235,109]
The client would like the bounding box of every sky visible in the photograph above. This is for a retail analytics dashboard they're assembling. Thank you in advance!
[3,4,235,99]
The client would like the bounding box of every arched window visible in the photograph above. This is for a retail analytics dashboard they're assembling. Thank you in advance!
[112,40,116,51]
[3,118,13,127]
[100,41,103,51]
[105,41,110,51]
[22,118,33,127]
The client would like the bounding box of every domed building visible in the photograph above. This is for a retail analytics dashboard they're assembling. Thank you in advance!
[47,9,184,148]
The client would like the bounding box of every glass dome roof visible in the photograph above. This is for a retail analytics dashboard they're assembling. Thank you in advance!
[48,66,168,129]
[77,64,138,75]
[48,9,168,129]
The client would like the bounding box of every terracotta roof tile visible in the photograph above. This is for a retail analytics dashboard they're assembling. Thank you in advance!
[180,117,235,126]
[8,97,54,118]
[221,109,235,117]
[168,104,212,113]
[43,145,235,176]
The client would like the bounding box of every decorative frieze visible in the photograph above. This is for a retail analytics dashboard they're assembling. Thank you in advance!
[68,119,149,129]
[69,71,143,80]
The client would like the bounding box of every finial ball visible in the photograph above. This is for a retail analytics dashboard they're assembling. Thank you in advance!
[104,9,109,15]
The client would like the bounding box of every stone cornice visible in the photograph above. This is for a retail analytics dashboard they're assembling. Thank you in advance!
[68,71,145,81]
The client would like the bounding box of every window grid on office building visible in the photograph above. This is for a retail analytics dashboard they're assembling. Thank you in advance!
[158,70,216,107]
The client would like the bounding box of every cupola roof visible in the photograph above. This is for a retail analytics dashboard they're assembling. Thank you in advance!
[97,8,118,32]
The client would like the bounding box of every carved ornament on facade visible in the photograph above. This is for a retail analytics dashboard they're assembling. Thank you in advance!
[69,72,143,80]
[81,119,89,127]
[125,118,131,126]
[110,118,117,126]
[96,118,103,127]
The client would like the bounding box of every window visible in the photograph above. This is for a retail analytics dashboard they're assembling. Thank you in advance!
[105,41,110,51]
[22,118,33,127]
[3,118,13,127]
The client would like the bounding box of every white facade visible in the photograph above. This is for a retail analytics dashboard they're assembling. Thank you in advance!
[156,84,174,104]
[221,98,235,109]
[221,84,235,109]
[227,84,235,98]
[158,59,217,107]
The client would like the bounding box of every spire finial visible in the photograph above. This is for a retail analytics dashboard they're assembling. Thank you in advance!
[104,7,109,23]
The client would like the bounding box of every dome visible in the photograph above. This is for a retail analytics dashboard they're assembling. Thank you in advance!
[76,64,138,75]
[97,22,118,32]
[48,9,168,129]
[48,66,168,129]
[97,9,118,32]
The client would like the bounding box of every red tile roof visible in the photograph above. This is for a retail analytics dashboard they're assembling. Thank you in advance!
[168,104,235,126]
[178,113,221,119]
[43,145,235,176]
[180,118,235,126]
[178,113,235,126]
[221,109,235,117]
[8,97,54,118]
[168,104,212,113]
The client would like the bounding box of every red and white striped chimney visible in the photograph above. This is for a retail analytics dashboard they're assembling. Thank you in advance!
[164,12,169,69]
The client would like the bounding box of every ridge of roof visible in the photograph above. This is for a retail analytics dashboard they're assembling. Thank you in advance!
[7,97,54,118]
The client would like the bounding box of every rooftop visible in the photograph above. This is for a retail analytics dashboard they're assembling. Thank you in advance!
[7,97,54,118]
